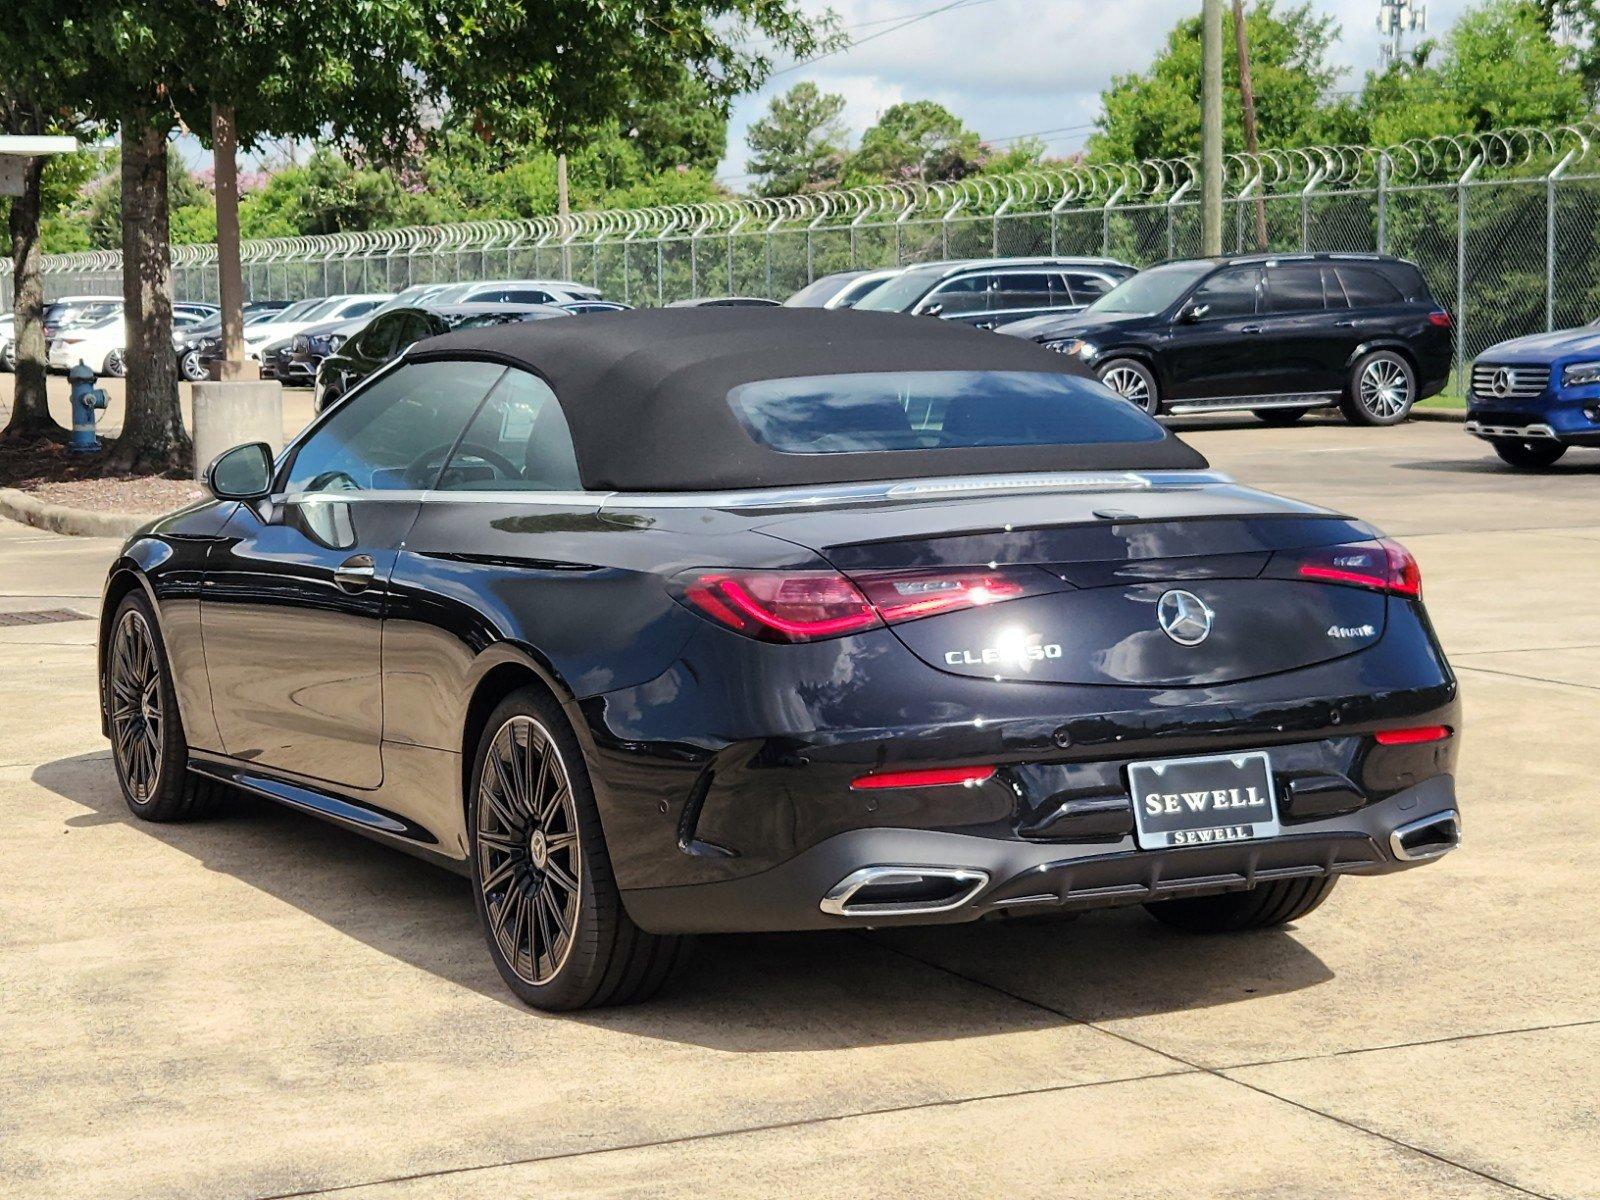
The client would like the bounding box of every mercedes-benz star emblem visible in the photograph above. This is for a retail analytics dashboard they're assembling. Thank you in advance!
[1157,589,1214,646]
[1490,367,1514,398]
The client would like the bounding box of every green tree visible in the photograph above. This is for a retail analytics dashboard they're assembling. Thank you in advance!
[1088,1,1357,162]
[845,101,986,185]
[1360,0,1587,144]
[1532,1,1600,100]
[745,83,849,196]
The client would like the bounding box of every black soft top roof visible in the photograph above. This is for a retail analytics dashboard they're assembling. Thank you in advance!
[410,307,1207,491]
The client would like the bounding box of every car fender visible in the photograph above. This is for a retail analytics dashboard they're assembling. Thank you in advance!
[1345,337,1418,372]
[1090,345,1168,393]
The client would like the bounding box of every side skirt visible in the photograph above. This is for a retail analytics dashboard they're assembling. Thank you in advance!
[1166,391,1339,416]
[187,754,471,876]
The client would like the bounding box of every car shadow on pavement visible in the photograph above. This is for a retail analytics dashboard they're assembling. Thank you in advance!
[1394,456,1600,475]
[36,751,1334,1048]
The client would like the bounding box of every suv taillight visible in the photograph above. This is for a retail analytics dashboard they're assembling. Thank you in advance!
[1428,310,1453,328]
[672,566,1047,643]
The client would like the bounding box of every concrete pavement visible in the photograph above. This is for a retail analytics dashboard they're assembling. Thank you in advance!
[0,419,1596,1199]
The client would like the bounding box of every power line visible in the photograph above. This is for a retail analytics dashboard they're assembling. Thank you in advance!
[771,0,1007,78]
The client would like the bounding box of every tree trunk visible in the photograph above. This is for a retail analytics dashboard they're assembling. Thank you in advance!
[105,111,189,475]
[1,154,61,444]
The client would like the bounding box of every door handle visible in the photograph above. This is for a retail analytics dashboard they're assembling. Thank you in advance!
[1333,319,1358,328]
[333,554,377,592]
[1239,324,1265,334]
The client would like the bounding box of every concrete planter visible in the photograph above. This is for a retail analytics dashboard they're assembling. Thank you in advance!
[191,380,284,482]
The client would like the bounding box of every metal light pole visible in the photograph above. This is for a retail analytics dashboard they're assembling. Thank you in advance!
[1201,0,1224,255]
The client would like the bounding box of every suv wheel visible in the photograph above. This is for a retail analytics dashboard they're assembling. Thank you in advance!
[468,687,692,1010]
[1492,437,1567,468]
[1342,350,1415,425]
[1145,876,1338,933]
[1096,359,1160,415]
[102,348,126,378]
[179,349,208,382]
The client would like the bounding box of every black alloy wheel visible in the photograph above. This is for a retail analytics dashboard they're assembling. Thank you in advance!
[106,594,222,821]
[1492,438,1567,468]
[468,688,691,1010]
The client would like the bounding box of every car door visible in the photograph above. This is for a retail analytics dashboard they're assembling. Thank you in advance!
[917,274,989,321]
[201,359,508,789]
[1162,265,1267,400]
[1329,262,1409,350]
[1258,263,1343,396]
[973,272,1059,328]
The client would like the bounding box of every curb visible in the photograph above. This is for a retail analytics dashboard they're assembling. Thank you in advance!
[1411,407,1467,423]
[0,488,152,539]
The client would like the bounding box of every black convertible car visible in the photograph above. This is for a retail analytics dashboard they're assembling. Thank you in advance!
[99,309,1461,1011]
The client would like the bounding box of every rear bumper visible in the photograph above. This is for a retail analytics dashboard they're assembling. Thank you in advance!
[621,775,1459,934]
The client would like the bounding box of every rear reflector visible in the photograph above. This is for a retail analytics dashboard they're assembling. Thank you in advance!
[1288,539,1421,598]
[1374,725,1451,745]
[851,765,996,790]
[673,565,1046,643]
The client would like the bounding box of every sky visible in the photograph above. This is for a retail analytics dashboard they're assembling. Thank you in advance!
[713,0,1480,186]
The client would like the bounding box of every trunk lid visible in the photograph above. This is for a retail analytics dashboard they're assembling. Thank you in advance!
[754,482,1389,688]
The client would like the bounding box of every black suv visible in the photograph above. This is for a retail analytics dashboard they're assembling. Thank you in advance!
[999,253,1453,425]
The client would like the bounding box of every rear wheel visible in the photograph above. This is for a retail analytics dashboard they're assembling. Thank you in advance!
[105,593,224,822]
[1492,438,1567,468]
[101,348,126,378]
[1253,407,1308,425]
[179,349,208,382]
[1144,876,1338,933]
[1341,350,1414,425]
[1096,358,1160,415]
[469,687,691,1010]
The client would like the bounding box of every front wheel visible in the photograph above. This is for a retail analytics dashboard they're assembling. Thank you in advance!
[1096,358,1160,415]
[468,688,691,1010]
[1492,437,1567,468]
[179,349,208,382]
[1342,350,1415,425]
[105,593,223,822]
[1145,876,1338,933]
[101,348,126,378]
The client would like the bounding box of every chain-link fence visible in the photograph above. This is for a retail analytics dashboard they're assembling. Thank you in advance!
[12,122,1600,382]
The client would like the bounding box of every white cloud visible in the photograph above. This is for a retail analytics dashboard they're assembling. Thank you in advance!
[720,0,1485,184]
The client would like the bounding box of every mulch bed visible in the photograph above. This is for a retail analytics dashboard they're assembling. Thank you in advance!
[0,437,203,515]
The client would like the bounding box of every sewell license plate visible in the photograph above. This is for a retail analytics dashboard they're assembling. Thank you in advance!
[1127,751,1281,850]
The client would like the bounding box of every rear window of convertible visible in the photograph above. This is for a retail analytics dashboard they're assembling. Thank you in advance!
[727,370,1165,454]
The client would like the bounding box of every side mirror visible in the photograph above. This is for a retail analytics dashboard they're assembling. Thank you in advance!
[205,441,274,501]
[919,302,945,317]
[1178,302,1210,323]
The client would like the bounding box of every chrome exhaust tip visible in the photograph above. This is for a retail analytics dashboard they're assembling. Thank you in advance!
[1390,809,1461,863]
[820,866,989,917]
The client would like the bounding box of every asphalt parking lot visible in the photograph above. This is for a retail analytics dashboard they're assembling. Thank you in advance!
[1,413,1597,1199]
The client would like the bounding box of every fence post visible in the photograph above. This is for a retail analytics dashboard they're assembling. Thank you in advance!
[1300,168,1324,252]
[1546,149,1577,331]
[1050,185,1078,257]
[1376,155,1389,253]
[1100,182,1128,258]
[1456,155,1483,381]
[1166,179,1191,260]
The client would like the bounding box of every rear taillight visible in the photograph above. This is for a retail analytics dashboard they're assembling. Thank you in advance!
[1375,725,1451,745]
[851,765,995,790]
[1428,310,1453,328]
[673,566,1046,643]
[1285,539,1421,598]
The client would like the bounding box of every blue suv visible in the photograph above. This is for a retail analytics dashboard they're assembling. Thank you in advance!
[1466,327,1600,467]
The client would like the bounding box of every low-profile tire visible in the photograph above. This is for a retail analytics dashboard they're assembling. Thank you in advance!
[101,348,126,378]
[1492,438,1567,468]
[1096,358,1161,415]
[179,349,208,382]
[1341,349,1415,425]
[1144,876,1338,934]
[468,686,692,1011]
[1254,407,1308,425]
[105,592,224,822]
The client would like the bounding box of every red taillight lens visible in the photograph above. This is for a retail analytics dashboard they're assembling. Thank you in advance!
[679,571,881,642]
[674,565,1046,642]
[851,765,996,790]
[1291,539,1421,598]
[854,568,1031,622]
[1428,310,1453,328]
[1375,725,1451,745]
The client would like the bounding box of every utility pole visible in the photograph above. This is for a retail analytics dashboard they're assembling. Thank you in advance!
[1232,0,1268,250]
[1202,0,1224,255]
